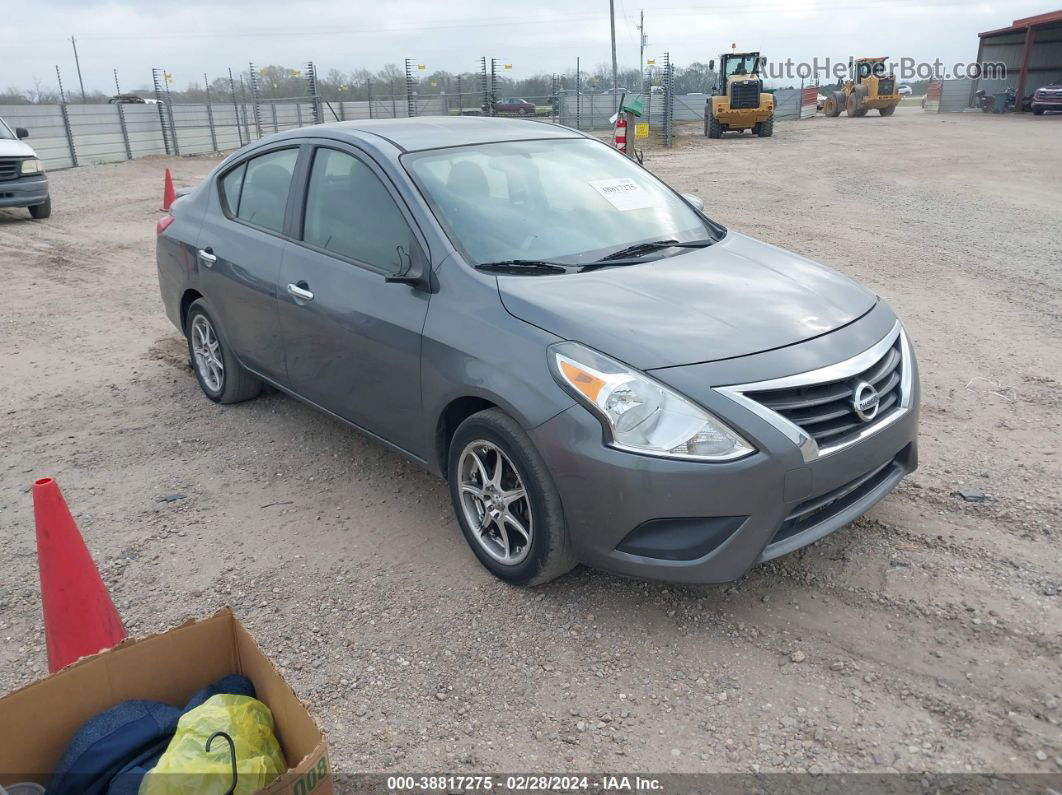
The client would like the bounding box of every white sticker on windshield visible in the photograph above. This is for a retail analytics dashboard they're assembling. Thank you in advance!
[589,177,655,211]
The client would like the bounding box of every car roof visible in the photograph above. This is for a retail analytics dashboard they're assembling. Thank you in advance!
[306,116,584,153]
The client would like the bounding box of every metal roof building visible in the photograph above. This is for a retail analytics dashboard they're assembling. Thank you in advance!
[974,9,1062,106]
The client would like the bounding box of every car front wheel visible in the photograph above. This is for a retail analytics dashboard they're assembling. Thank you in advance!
[185,299,262,404]
[448,408,576,586]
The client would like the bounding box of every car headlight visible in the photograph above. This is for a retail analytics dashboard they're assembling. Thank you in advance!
[20,158,43,175]
[548,341,755,461]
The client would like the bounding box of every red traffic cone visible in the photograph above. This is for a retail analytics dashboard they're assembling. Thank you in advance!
[32,477,126,672]
[161,168,176,212]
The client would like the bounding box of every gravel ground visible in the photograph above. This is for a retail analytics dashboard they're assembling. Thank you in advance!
[1,108,1060,776]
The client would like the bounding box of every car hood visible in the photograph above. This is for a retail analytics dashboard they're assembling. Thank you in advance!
[0,138,36,158]
[497,231,877,370]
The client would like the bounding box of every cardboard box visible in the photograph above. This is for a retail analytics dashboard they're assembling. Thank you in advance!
[0,608,332,795]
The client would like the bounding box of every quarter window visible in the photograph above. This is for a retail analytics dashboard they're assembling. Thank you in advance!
[229,148,298,234]
[219,163,246,216]
[302,148,415,274]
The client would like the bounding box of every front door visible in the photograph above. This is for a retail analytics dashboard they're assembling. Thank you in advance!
[278,144,431,456]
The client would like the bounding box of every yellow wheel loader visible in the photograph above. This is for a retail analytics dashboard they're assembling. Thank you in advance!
[703,51,775,138]
[822,57,901,117]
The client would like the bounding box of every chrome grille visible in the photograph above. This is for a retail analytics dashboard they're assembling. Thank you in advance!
[749,339,903,447]
[718,322,912,462]
[0,159,19,181]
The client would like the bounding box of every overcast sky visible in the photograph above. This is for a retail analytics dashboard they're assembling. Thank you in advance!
[3,0,1046,93]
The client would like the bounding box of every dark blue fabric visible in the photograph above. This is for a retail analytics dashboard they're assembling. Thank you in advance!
[45,675,256,795]
[46,701,180,795]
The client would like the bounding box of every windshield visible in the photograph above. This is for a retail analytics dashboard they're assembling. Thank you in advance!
[0,119,16,140]
[725,55,759,77]
[405,138,715,267]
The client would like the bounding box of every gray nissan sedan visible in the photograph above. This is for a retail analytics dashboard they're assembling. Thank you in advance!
[156,117,918,586]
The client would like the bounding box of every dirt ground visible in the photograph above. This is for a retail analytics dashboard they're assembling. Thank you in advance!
[1,108,1060,776]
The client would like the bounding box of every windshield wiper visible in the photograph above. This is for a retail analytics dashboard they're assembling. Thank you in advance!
[597,238,715,262]
[475,259,570,275]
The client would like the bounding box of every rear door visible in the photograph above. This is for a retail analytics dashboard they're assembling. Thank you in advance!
[277,143,431,455]
[197,145,300,382]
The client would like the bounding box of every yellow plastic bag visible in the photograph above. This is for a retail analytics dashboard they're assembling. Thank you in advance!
[139,694,286,795]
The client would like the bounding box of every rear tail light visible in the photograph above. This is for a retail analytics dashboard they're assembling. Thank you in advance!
[156,214,175,236]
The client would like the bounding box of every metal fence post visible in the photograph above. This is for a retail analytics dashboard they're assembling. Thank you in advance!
[575,58,582,129]
[271,102,279,133]
[152,68,172,154]
[113,69,132,160]
[367,78,374,119]
[248,62,264,138]
[306,62,322,124]
[55,66,79,167]
[204,74,219,152]
[480,57,490,116]
[404,59,417,117]
[296,103,303,125]
[162,72,180,155]
[663,52,674,147]
[228,68,244,147]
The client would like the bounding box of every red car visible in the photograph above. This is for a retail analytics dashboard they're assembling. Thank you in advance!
[1031,82,1062,115]
[493,97,536,115]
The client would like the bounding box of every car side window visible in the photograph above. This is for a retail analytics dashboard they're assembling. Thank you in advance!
[302,147,415,274]
[234,148,298,234]
[219,163,246,216]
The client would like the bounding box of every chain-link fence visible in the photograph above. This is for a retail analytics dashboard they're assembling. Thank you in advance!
[2,59,822,171]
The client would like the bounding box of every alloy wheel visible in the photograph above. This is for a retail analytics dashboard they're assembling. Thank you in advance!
[191,314,224,393]
[458,440,534,565]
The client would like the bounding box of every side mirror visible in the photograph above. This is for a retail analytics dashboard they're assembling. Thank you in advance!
[708,59,715,71]
[386,243,433,291]
[15,127,29,139]
[682,193,705,212]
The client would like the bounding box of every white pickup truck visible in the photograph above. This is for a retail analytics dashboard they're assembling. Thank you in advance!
[0,116,50,219]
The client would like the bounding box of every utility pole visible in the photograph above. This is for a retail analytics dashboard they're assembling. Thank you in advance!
[70,36,86,102]
[609,0,619,110]
[638,10,646,76]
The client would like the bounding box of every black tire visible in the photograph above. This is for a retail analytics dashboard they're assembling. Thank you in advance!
[520,107,531,115]
[1033,108,1045,116]
[757,115,774,136]
[184,299,262,404]
[879,105,896,117]
[825,92,844,117]
[29,198,51,219]
[707,114,723,139]
[448,408,576,586]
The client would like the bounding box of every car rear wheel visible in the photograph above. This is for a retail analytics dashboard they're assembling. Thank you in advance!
[1033,108,1045,115]
[29,198,51,220]
[448,408,576,586]
[185,299,262,404]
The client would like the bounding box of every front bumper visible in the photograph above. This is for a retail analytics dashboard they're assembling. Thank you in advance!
[1032,99,1062,111]
[530,312,920,584]
[0,174,49,209]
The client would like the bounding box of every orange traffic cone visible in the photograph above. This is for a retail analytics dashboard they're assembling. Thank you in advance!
[32,477,126,672]
[161,168,176,212]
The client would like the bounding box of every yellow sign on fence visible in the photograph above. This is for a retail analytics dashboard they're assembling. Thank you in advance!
[635,122,650,139]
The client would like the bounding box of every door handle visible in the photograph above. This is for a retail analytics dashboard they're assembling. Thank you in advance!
[197,248,217,266]
[286,282,314,302]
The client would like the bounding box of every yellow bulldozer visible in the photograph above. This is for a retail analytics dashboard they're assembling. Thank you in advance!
[704,51,775,138]
[822,57,901,117]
